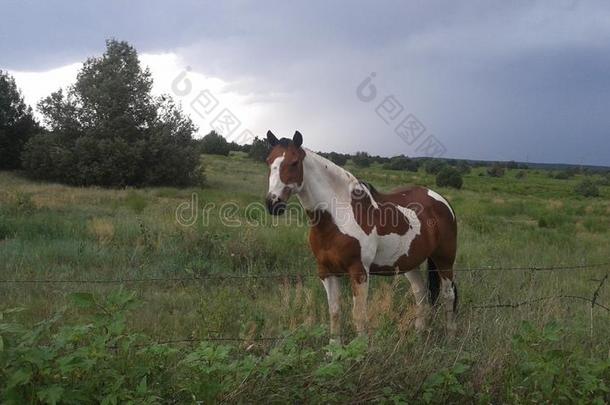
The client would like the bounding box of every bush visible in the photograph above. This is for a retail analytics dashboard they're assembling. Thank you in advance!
[574,179,600,197]
[423,159,446,174]
[21,40,201,187]
[515,170,527,179]
[436,167,463,189]
[487,165,505,177]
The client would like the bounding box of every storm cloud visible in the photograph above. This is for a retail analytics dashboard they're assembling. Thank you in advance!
[2,0,609,165]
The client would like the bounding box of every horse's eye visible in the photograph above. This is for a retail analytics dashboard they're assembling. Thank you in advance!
[290,161,299,167]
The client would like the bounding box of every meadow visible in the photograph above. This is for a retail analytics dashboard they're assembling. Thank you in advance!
[0,153,609,403]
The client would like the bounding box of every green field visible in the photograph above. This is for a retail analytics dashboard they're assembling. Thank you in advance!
[1,154,609,403]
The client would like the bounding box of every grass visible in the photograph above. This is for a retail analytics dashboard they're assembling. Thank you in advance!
[0,156,609,403]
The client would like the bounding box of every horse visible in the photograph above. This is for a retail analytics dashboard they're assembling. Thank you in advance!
[264,130,458,342]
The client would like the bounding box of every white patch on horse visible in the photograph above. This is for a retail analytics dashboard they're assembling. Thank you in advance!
[296,150,375,268]
[373,205,421,266]
[427,189,455,220]
[268,154,286,201]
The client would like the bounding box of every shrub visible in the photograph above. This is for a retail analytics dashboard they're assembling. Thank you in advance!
[436,167,463,189]
[423,159,446,174]
[487,165,505,177]
[574,179,600,197]
[508,322,610,403]
[515,170,527,179]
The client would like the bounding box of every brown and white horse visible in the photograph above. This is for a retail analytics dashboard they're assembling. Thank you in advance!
[265,130,458,342]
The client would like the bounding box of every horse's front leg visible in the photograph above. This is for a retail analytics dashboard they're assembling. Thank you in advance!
[349,262,369,338]
[320,275,341,344]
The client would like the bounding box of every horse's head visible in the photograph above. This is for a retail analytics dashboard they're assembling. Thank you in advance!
[265,130,305,216]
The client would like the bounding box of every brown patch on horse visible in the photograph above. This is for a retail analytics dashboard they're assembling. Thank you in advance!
[350,183,413,236]
[307,210,367,284]
[352,184,458,275]
[266,142,306,187]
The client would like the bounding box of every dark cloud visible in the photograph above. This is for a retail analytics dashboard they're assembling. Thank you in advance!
[2,0,610,165]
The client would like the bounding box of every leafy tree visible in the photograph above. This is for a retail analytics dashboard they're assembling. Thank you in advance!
[0,70,39,169]
[22,40,201,187]
[436,167,463,189]
[383,155,419,172]
[352,151,372,167]
[326,151,348,166]
[199,131,231,156]
[247,136,270,161]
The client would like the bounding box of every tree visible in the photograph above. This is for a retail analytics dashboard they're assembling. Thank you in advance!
[0,70,39,169]
[199,131,231,156]
[436,167,463,189]
[383,155,419,172]
[22,40,201,187]
[352,151,372,167]
[247,136,270,161]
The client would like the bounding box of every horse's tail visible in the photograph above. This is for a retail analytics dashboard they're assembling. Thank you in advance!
[427,258,441,305]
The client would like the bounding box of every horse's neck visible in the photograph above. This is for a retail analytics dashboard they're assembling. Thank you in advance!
[296,149,356,212]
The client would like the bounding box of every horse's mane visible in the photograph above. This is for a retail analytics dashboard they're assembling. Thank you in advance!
[360,181,379,196]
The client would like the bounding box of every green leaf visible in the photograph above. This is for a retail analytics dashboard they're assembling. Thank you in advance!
[68,292,96,309]
[37,386,64,405]
[7,368,32,388]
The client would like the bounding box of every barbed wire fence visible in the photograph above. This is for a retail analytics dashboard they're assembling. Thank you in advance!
[1,261,608,346]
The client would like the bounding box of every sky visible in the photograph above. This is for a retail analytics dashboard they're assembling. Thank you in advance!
[2,0,610,166]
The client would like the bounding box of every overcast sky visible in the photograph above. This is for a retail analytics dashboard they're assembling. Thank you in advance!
[2,0,610,165]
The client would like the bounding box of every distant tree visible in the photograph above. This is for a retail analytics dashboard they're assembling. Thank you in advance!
[456,161,471,175]
[0,70,40,169]
[22,40,201,187]
[199,131,231,156]
[423,159,445,174]
[574,179,600,197]
[487,164,505,178]
[247,136,270,161]
[327,151,348,166]
[352,151,372,167]
[436,167,463,189]
[383,155,419,172]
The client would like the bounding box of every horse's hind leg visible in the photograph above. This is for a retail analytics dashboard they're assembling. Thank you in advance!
[429,256,458,336]
[405,268,429,331]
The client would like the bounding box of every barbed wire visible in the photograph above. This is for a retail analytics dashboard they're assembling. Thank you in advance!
[0,261,608,284]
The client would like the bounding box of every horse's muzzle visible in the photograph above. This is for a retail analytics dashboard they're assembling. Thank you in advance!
[266,194,287,216]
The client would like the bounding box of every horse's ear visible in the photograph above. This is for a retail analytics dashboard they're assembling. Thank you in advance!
[266,130,279,146]
[293,131,303,148]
